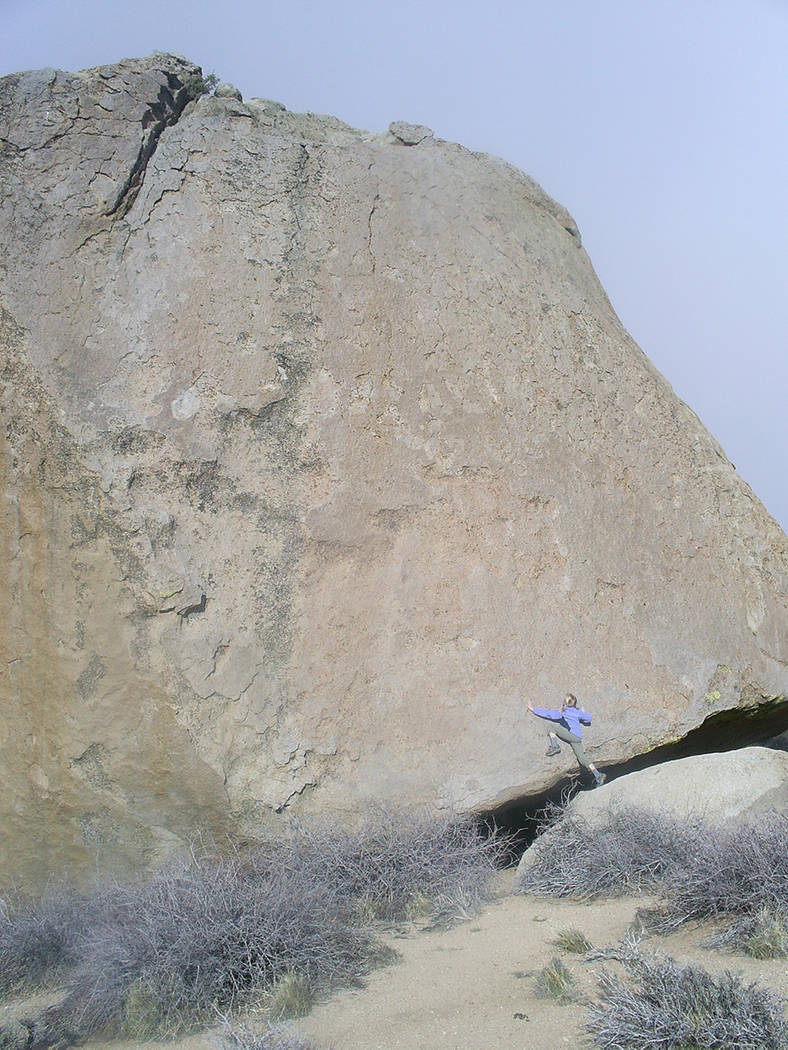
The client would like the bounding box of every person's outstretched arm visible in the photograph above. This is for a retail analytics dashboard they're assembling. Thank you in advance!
[527,704,562,722]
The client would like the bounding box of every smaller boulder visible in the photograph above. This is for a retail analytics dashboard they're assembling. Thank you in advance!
[214,81,243,101]
[517,747,788,879]
[388,120,433,145]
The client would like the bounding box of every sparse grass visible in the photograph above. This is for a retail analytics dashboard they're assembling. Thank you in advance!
[0,806,505,1046]
[120,977,197,1040]
[533,957,580,1003]
[746,920,788,960]
[744,908,788,961]
[554,927,593,953]
[586,939,788,1049]
[404,890,432,921]
[707,905,788,960]
[266,972,315,1021]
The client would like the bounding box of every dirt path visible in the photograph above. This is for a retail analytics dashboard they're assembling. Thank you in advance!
[292,872,788,1050]
[7,871,787,1050]
[294,872,642,1049]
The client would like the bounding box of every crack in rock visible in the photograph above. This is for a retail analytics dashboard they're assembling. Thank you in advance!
[104,73,194,218]
[367,191,380,274]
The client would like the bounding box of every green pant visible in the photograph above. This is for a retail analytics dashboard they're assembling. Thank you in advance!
[550,724,591,769]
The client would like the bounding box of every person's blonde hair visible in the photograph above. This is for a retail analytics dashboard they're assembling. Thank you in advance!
[563,693,578,708]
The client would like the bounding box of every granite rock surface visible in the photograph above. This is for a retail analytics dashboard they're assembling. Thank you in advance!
[1,53,787,887]
[516,746,788,879]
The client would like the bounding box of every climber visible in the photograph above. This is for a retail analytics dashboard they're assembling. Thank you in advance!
[527,693,606,787]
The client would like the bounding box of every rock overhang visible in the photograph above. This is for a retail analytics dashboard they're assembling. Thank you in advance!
[477,696,788,854]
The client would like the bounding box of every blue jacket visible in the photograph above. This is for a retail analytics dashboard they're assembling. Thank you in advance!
[532,706,591,738]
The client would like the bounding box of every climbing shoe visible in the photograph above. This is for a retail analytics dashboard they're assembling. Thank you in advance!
[593,770,607,787]
[545,741,561,757]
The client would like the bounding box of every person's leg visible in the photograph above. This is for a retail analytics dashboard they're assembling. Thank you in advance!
[545,725,606,785]
[566,735,591,769]
[547,724,577,756]
[588,762,606,786]
[566,736,606,786]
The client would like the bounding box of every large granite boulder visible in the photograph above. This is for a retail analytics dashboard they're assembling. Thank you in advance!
[1,54,786,888]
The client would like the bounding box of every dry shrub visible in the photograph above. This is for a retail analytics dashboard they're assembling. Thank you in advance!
[0,883,100,995]
[515,804,704,899]
[0,806,504,1045]
[256,806,509,926]
[217,1016,326,1049]
[647,812,788,935]
[586,939,788,1049]
[516,804,788,959]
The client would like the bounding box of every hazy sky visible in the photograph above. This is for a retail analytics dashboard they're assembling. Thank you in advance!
[2,0,786,530]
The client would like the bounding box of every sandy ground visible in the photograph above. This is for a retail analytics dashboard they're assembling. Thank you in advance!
[293,871,788,1050]
[4,871,787,1050]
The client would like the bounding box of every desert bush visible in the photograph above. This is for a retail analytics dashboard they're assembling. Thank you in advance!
[706,905,788,960]
[1,807,503,1045]
[647,812,788,935]
[251,806,509,926]
[533,957,579,1002]
[0,882,108,995]
[554,927,593,953]
[0,1021,27,1050]
[41,854,373,1042]
[218,1016,325,1049]
[586,940,788,1049]
[516,804,788,956]
[515,804,704,899]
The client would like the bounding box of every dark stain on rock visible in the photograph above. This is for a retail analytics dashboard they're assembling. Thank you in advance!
[75,653,106,700]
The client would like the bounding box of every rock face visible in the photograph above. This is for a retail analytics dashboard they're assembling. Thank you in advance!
[1,54,787,888]
[515,747,788,880]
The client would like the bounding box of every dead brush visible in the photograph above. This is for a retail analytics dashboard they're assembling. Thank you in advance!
[646,811,788,935]
[517,803,788,963]
[216,1014,326,1049]
[0,882,105,996]
[586,938,788,1049]
[0,806,505,1046]
[257,806,511,926]
[515,803,706,900]
[38,851,375,1043]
